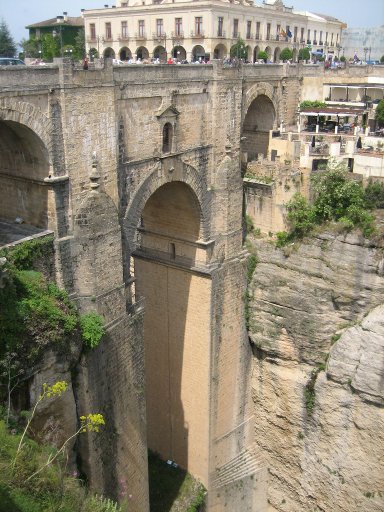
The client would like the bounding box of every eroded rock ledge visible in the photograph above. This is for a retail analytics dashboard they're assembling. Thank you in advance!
[249,232,384,512]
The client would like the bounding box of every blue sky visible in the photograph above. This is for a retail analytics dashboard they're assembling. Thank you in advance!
[1,0,383,45]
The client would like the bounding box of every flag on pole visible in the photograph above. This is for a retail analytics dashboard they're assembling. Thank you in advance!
[280,28,286,37]
[287,29,292,38]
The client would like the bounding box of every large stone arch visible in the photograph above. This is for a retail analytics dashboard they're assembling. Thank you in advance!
[123,158,210,254]
[0,99,55,229]
[0,98,53,161]
[132,175,213,486]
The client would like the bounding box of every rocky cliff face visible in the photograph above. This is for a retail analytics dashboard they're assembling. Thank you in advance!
[248,232,384,512]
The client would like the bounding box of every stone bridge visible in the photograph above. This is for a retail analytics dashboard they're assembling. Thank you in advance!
[0,59,302,511]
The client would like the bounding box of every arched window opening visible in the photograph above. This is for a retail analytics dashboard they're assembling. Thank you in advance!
[162,123,173,153]
[169,242,176,260]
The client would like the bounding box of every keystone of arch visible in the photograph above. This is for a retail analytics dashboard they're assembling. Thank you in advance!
[0,98,53,159]
[123,160,211,253]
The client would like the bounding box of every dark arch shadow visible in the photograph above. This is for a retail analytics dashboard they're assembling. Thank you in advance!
[0,120,50,235]
[242,94,276,161]
[133,181,209,509]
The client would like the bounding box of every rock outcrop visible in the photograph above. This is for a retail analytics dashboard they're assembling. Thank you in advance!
[249,231,384,512]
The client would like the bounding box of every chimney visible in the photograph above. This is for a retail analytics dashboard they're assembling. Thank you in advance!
[56,15,64,23]
[63,11,68,21]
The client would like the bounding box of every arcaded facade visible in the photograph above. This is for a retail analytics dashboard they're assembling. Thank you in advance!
[83,0,344,63]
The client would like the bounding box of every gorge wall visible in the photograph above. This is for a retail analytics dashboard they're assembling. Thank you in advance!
[248,231,384,512]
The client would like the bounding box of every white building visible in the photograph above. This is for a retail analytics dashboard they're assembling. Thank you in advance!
[83,0,345,62]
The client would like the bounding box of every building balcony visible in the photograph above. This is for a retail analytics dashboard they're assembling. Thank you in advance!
[300,39,306,44]
[255,34,261,40]
[135,32,147,40]
[190,30,205,38]
[86,36,97,43]
[171,31,184,40]
[118,33,130,42]
[104,35,113,42]
[307,39,311,45]
[232,32,240,39]
[152,32,166,42]
[319,41,324,45]
[313,40,318,45]
[216,30,226,38]
[246,33,254,40]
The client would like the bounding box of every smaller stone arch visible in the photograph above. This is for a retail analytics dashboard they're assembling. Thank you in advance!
[136,46,149,60]
[153,45,166,61]
[119,47,132,61]
[274,47,281,62]
[292,47,298,62]
[243,81,278,122]
[104,47,115,59]
[242,91,277,161]
[213,43,227,59]
[265,46,272,60]
[172,46,186,60]
[192,45,205,61]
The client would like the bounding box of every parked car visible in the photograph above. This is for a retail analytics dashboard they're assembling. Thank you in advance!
[0,58,25,66]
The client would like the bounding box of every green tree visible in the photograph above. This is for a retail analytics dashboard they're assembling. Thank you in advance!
[312,160,365,221]
[230,38,247,60]
[298,47,310,61]
[0,19,17,57]
[380,55,384,64]
[73,28,86,60]
[257,50,268,63]
[280,47,293,61]
[20,37,40,59]
[375,99,384,127]
[41,33,60,61]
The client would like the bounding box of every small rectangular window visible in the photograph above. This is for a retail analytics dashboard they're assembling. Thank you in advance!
[246,21,252,39]
[175,17,182,36]
[139,20,145,37]
[105,22,112,40]
[121,21,128,38]
[233,19,239,38]
[218,16,223,37]
[195,17,203,35]
[156,19,164,36]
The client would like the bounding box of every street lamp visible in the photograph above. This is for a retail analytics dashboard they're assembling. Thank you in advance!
[364,47,368,63]
[65,48,73,59]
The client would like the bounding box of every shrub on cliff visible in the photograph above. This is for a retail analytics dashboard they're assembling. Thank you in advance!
[0,238,104,417]
[277,161,378,245]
